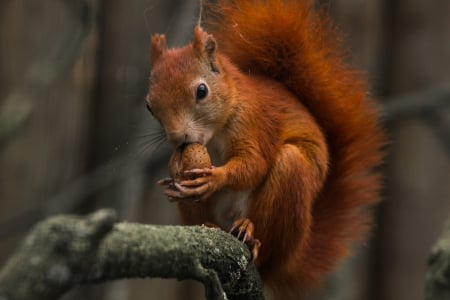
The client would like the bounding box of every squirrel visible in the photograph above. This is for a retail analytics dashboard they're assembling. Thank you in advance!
[146,0,384,298]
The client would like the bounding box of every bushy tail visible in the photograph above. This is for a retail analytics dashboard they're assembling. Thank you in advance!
[205,0,385,290]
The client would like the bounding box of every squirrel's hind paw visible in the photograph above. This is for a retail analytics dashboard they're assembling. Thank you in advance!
[230,218,261,263]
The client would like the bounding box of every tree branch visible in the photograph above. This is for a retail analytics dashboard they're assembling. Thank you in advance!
[425,215,450,300]
[0,209,264,300]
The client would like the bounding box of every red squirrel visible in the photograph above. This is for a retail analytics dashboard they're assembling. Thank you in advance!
[146,0,384,298]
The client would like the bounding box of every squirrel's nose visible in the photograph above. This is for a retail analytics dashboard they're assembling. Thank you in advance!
[167,130,188,147]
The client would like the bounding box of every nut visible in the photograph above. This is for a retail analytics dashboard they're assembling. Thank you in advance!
[169,143,211,182]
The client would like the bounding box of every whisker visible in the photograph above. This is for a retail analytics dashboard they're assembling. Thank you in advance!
[133,133,166,150]
[153,135,169,151]
[128,126,169,162]
[132,141,157,161]
[132,132,165,140]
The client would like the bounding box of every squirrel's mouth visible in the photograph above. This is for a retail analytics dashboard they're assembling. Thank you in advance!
[169,133,206,148]
[186,131,214,147]
[190,136,207,147]
[166,127,214,148]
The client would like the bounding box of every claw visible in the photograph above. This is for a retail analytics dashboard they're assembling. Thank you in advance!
[230,219,254,242]
[230,218,261,262]
[158,177,174,186]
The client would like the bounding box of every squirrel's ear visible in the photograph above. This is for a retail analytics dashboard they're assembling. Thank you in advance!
[151,34,166,67]
[193,26,217,62]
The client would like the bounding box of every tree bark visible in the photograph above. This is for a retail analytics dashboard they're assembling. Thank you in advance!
[425,216,450,300]
[0,209,264,300]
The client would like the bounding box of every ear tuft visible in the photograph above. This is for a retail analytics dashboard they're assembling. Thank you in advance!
[151,34,166,67]
[193,26,217,61]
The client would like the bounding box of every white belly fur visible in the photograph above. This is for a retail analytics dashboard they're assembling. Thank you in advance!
[207,137,251,230]
[212,189,251,230]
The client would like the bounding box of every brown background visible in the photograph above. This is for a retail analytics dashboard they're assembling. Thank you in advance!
[1,0,449,299]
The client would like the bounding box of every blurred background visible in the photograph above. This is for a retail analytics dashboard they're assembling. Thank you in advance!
[0,0,449,299]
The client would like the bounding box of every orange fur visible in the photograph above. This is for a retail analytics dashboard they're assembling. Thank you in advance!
[147,0,384,298]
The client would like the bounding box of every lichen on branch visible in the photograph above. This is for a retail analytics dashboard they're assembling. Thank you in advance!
[0,209,264,300]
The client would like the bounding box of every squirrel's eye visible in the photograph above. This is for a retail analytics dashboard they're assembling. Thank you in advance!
[196,83,208,101]
[146,102,153,114]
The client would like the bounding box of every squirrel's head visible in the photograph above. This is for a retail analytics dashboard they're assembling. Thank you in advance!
[147,26,233,147]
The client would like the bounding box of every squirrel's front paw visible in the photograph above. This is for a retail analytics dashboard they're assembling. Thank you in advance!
[158,177,183,202]
[167,167,225,202]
